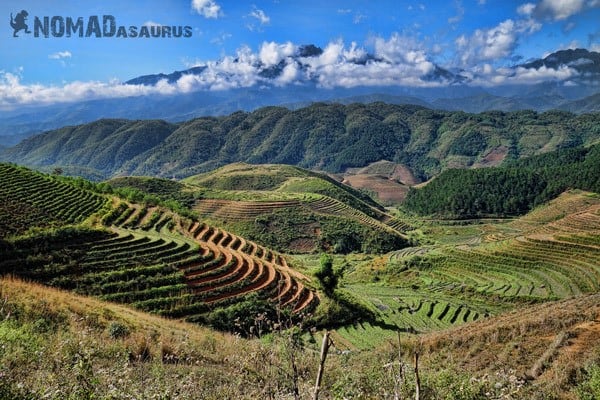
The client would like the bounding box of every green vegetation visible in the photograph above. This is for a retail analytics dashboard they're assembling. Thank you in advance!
[1,128,600,399]
[0,163,108,237]
[3,104,600,181]
[0,164,319,334]
[405,143,600,218]
[182,163,409,254]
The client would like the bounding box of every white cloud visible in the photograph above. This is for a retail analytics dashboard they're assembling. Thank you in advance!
[532,0,599,21]
[259,41,296,66]
[517,3,536,16]
[249,8,270,25]
[191,0,221,18]
[276,62,300,86]
[48,51,72,60]
[1,34,592,109]
[0,73,178,109]
[468,63,578,86]
[456,18,541,66]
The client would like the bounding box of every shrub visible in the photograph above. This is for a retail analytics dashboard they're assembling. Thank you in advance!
[576,364,600,400]
[107,321,130,339]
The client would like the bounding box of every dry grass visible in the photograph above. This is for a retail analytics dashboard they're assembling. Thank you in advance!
[2,276,600,399]
[416,293,600,398]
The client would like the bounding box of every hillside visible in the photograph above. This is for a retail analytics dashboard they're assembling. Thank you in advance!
[2,103,600,182]
[105,163,410,254]
[404,142,600,218]
[2,276,599,399]
[324,189,600,358]
[1,159,600,398]
[0,163,320,329]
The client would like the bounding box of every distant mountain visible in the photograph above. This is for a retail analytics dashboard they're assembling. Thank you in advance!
[2,103,599,182]
[126,44,467,88]
[560,92,600,113]
[519,48,600,76]
[126,66,207,86]
[432,93,530,113]
[1,48,600,147]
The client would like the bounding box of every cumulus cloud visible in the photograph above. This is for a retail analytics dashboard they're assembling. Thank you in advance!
[517,3,536,16]
[48,51,72,60]
[456,18,541,66]
[0,72,177,109]
[259,41,296,66]
[464,62,579,86]
[532,0,599,21]
[191,0,221,18]
[0,34,590,108]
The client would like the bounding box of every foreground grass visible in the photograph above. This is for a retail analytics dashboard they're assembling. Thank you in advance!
[2,277,600,399]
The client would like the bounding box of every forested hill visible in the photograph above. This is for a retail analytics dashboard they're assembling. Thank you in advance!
[404,143,600,218]
[1,103,599,180]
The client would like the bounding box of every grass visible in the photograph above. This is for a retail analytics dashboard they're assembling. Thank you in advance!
[2,276,600,399]
[2,163,600,398]
[325,190,600,352]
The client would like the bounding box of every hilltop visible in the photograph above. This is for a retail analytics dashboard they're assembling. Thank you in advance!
[104,163,408,254]
[2,103,600,184]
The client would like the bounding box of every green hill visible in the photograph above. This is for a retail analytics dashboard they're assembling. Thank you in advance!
[102,164,409,254]
[181,163,409,253]
[404,143,600,218]
[2,103,600,181]
[0,163,320,330]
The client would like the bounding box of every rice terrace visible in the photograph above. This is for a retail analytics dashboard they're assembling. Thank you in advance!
[3,2,600,397]
[1,104,600,398]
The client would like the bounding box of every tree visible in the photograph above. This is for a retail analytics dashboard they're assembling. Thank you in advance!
[315,254,338,296]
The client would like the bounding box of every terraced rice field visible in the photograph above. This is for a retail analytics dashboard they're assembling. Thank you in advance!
[195,194,409,236]
[0,164,108,236]
[336,192,600,349]
[336,284,493,349]
[0,163,319,322]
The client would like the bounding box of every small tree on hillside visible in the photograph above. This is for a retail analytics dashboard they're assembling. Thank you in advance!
[315,254,338,296]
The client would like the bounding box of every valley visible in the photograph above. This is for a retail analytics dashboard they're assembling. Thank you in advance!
[1,143,600,397]
[0,93,599,399]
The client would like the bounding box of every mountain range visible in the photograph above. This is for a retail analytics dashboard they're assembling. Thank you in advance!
[1,49,600,147]
[2,102,599,182]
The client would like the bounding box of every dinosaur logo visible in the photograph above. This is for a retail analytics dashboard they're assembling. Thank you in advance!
[10,10,31,37]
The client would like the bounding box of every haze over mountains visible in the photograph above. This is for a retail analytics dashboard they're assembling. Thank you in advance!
[1,48,600,147]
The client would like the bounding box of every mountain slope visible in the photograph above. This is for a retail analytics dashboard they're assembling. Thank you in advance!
[3,103,600,181]
[0,163,319,324]
[404,143,600,218]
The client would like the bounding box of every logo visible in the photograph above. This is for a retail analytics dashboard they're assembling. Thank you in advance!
[10,10,31,37]
[9,10,192,38]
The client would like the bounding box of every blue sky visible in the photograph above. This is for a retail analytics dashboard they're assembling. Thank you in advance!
[1,0,600,108]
